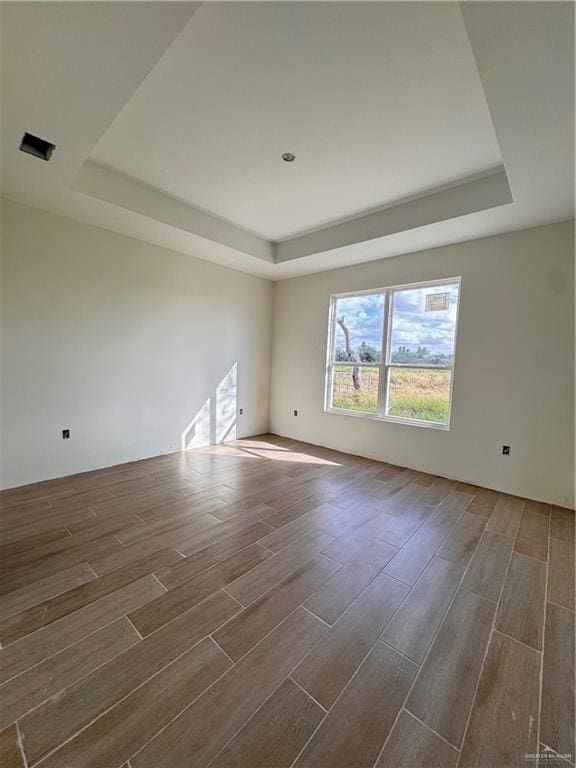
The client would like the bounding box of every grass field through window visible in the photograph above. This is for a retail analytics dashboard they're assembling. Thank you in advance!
[332,366,451,424]
[332,367,380,413]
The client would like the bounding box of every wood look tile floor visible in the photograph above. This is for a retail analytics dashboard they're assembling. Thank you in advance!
[0,435,574,768]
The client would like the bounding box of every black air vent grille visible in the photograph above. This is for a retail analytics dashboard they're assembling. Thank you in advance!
[19,132,56,161]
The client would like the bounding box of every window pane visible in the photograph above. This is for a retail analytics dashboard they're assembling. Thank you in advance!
[332,365,379,414]
[389,283,459,365]
[333,293,384,363]
[386,368,451,424]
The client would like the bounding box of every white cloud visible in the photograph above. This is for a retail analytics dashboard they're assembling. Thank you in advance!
[333,284,459,355]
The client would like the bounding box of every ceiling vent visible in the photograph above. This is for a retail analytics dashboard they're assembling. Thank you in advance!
[19,132,56,161]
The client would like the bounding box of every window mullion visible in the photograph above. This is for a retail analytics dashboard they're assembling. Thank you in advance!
[327,296,336,367]
[376,289,391,417]
[325,297,337,409]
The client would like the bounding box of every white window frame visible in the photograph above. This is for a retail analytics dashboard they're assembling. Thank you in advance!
[325,277,461,430]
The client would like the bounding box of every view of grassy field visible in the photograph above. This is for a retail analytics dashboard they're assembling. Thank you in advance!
[332,365,451,424]
[332,367,379,413]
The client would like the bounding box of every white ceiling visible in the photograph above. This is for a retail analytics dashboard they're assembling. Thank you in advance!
[91,2,502,241]
[1,2,573,280]
[0,2,199,216]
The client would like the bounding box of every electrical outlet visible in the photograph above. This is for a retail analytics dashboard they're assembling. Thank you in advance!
[502,445,510,455]
[62,429,70,439]
[239,408,244,415]
[294,409,298,416]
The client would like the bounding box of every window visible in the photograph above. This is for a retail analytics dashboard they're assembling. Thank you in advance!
[326,278,460,428]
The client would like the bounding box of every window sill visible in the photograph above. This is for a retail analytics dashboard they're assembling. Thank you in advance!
[324,406,451,431]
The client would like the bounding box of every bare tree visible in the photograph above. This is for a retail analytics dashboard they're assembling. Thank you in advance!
[337,316,362,390]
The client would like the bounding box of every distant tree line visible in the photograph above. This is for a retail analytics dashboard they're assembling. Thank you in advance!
[335,344,453,366]
[390,346,453,365]
[335,341,380,363]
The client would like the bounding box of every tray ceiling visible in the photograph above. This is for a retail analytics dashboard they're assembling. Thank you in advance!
[1,2,573,279]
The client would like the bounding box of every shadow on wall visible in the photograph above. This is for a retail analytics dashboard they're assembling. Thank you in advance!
[181,363,238,451]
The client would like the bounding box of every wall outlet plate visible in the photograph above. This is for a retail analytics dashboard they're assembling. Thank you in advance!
[502,445,510,455]
[62,429,70,439]
[294,409,298,416]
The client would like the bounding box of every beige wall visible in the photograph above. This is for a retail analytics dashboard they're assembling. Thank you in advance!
[2,200,574,506]
[270,221,575,508]
[0,199,273,489]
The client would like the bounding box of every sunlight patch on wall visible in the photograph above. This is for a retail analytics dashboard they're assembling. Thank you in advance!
[180,363,238,451]
[181,397,211,450]
[216,363,237,443]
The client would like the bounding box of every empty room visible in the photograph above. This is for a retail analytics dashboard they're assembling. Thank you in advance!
[0,2,574,767]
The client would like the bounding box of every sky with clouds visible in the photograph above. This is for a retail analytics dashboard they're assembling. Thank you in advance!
[334,283,459,357]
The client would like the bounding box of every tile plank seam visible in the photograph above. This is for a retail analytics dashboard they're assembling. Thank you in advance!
[164,567,402,765]
[1,604,149,687]
[400,707,463,754]
[23,634,234,767]
[0,574,161,653]
[16,723,28,768]
[536,510,551,757]
[287,676,329,714]
[377,517,497,760]
[203,668,322,768]
[0,620,140,729]
[0,437,572,768]
[286,557,443,763]
[127,609,326,768]
[209,634,237,666]
[454,517,521,763]
[287,623,386,768]
[492,628,544,656]
[378,639,428,667]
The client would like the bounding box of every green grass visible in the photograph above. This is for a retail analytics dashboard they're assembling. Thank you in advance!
[332,366,450,423]
[332,366,379,413]
[332,389,378,413]
[388,368,450,424]
[387,394,449,423]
